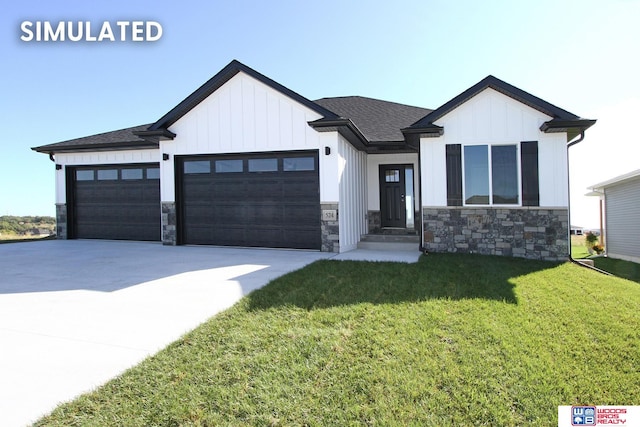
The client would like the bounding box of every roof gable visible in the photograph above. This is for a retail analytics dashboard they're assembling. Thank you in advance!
[147,60,339,132]
[405,75,595,141]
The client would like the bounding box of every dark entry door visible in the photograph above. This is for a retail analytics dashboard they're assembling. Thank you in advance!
[379,165,407,228]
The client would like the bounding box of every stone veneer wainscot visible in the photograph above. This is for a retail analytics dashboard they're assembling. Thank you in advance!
[321,203,339,252]
[422,207,569,261]
[55,203,67,239]
[161,202,177,246]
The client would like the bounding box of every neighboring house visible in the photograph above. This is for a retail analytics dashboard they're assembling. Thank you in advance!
[30,228,52,237]
[33,60,595,260]
[588,169,640,263]
[570,225,584,236]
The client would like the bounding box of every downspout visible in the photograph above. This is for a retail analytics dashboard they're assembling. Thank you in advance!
[49,153,55,162]
[416,136,427,254]
[566,132,612,275]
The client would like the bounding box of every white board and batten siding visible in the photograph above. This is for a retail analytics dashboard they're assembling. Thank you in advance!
[160,71,330,203]
[420,87,568,208]
[53,149,160,204]
[605,177,640,263]
[338,135,367,252]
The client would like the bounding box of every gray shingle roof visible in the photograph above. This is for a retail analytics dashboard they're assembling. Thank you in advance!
[32,124,155,153]
[314,96,432,143]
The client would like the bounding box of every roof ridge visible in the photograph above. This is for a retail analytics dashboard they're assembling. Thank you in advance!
[315,95,431,111]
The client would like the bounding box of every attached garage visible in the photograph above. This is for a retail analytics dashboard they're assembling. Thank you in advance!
[67,164,161,241]
[177,151,320,249]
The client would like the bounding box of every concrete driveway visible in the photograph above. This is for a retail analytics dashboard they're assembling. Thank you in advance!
[0,240,331,427]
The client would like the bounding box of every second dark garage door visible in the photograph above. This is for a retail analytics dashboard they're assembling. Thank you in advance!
[178,151,320,249]
[69,164,161,241]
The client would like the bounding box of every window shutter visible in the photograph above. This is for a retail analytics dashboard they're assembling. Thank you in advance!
[521,141,539,206]
[446,144,463,206]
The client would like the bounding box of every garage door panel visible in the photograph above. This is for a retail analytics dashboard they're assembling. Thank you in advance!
[283,204,320,225]
[244,203,283,224]
[210,179,245,198]
[180,152,320,249]
[284,229,321,249]
[71,164,160,241]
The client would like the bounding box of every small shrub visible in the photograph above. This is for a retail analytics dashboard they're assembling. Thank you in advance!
[585,232,599,246]
[592,244,604,255]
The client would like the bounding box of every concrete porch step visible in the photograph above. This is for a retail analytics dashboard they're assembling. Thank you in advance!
[358,234,421,252]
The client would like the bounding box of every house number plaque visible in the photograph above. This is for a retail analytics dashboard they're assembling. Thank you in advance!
[322,210,337,221]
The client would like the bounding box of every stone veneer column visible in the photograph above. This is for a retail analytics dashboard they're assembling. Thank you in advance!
[162,202,177,246]
[55,203,67,239]
[422,207,569,261]
[320,203,339,252]
[367,210,381,234]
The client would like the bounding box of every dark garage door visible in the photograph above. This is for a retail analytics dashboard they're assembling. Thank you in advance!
[179,151,320,249]
[69,164,161,241]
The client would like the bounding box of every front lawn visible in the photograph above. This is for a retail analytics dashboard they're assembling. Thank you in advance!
[36,254,640,426]
[595,257,640,283]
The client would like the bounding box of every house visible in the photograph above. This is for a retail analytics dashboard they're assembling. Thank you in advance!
[570,225,584,236]
[33,60,595,260]
[587,169,640,263]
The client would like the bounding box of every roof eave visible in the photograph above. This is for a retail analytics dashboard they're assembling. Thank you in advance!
[588,168,640,191]
[401,125,444,138]
[540,118,597,141]
[133,129,177,142]
[31,141,159,154]
[308,118,369,151]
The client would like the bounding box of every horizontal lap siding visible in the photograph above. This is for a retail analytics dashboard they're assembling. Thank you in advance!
[605,178,640,259]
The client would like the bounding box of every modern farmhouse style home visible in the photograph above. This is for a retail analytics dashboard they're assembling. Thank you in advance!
[33,60,595,260]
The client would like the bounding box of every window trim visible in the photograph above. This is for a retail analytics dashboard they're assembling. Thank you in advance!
[460,142,521,207]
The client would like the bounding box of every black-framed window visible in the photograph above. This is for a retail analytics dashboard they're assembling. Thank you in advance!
[215,159,243,173]
[248,158,277,172]
[283,157,315,171]
[76,170,94,181]
[447,142,538,207]
[184,161,211,174]
[121,168,143,180]
[97,169,118,180]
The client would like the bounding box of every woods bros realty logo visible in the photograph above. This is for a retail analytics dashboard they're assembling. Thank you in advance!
[558,406,640,426]
[19,20,162,42]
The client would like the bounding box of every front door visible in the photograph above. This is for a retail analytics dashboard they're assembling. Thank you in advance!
[379,164,413,228]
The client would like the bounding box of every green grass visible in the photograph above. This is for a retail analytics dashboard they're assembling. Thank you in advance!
[595,257,640,283]
[36,254,640,426]
[571,235,590,259]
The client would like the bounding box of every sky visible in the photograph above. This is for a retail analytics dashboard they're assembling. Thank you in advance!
[1,0,639,229]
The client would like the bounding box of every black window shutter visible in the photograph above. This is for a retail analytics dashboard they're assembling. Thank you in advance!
[521,141,539,206]
[446,144,463,206]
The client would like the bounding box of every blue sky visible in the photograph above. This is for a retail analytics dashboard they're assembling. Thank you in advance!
[2,0,639,228]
